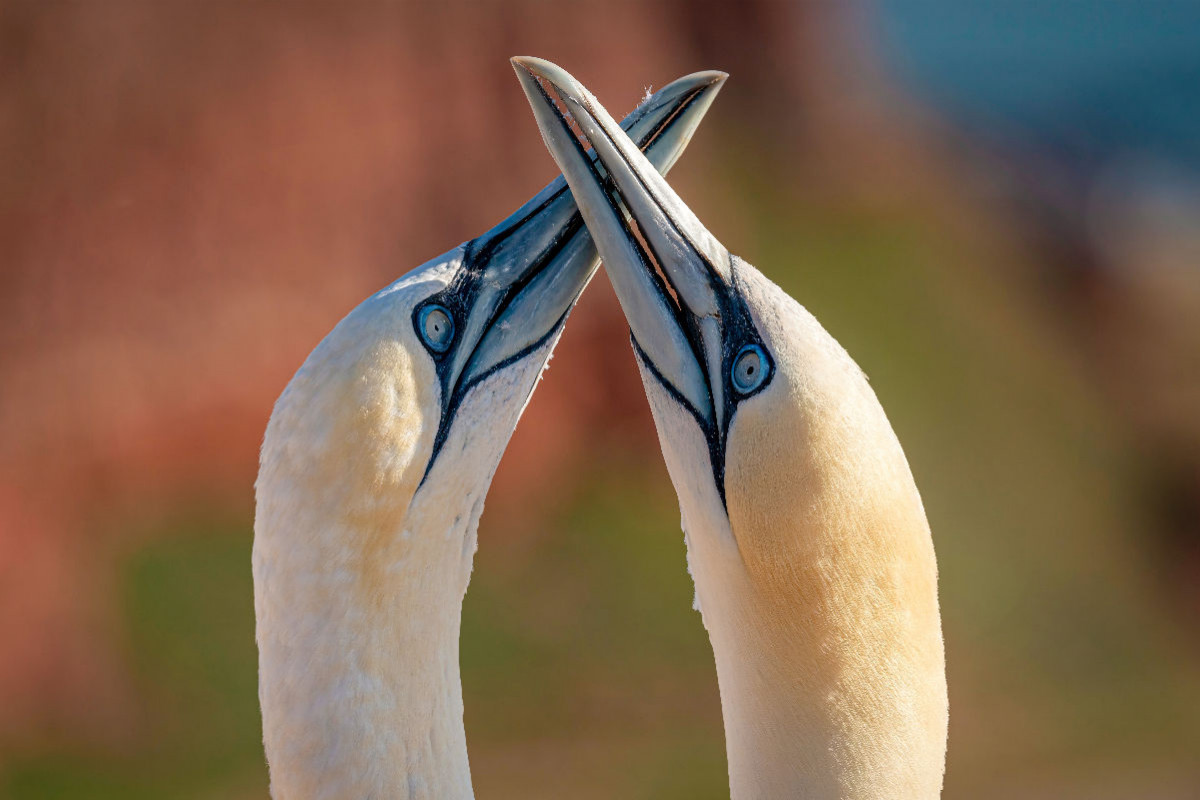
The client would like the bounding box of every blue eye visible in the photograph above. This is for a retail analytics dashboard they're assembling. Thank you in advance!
[731,344,768,394]
[418,305,454,353]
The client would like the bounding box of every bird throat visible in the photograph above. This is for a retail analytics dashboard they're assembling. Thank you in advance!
[255,475,485,799]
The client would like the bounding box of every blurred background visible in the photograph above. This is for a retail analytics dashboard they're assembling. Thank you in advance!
[2,1,1199,797]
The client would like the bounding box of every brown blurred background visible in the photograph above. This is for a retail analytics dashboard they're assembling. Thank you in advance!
[2,1,1199,797]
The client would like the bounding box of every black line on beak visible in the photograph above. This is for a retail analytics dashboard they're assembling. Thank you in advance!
[419,81,715,484]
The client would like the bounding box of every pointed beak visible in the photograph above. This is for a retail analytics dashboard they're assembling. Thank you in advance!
[457,64,727,392]
[421,63,726,475]
[512,57,735,430]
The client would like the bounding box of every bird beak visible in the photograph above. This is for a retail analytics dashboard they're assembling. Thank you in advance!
[512,57,735,430]
[422,64,727,475]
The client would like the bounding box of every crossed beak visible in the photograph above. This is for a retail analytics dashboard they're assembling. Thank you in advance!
[421,64,727,474]
[512,57,742,434]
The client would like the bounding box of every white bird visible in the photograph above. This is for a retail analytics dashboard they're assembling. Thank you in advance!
[515,57,948,799]
[252,72,725,799]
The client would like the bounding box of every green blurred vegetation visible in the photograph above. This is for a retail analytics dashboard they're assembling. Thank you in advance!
[2,519,266,800]
[4,190,1199,798]
[742,184,1200,792]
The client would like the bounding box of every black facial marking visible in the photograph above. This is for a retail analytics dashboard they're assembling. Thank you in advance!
[415,222,581,484]
[631,258,773,508]
[532,78,775,507]
[414,84,712,484]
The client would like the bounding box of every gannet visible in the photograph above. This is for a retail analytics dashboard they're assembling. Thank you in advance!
[514,57,948,799]
[252,71,725,799]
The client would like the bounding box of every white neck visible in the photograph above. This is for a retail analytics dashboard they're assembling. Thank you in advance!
[684,505,946,800]
[639,331,947,799]
[251,274,556,798]
[254,474,482,799]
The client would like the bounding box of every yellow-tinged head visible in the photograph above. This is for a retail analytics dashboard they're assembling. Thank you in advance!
[252,70,728,799]
[517,56,948,798]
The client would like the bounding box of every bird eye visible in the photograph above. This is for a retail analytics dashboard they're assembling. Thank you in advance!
[731,344,768,394]
[418,305,454,353]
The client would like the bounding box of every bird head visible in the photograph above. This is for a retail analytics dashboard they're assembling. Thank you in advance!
[515,57,946,795]
[253,68,731,800]
[258,69,727,551]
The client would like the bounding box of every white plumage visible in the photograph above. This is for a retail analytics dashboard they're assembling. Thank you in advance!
[252,73,724,798]
[517,57,949,799]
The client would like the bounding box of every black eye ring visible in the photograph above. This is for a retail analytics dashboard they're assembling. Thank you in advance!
[417,304,455,353]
